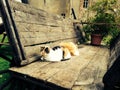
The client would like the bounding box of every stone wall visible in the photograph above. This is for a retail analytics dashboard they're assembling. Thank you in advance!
[27,0,99,21]
[28,0,70,18]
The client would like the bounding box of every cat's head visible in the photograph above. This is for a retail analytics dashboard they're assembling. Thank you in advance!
[40,46,51,57]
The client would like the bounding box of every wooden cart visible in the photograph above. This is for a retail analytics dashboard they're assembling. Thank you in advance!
[0,0,109,90]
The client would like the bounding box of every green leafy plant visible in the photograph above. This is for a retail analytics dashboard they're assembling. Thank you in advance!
[83,0,120,45]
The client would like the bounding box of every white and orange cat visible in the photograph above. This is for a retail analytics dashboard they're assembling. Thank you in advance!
[40,42,79,61]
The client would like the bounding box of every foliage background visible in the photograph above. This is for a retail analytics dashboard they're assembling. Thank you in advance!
[82,0,120,45]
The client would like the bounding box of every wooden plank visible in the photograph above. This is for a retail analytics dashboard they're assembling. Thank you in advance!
[19,34,76,46]
[9,45,109,89]
[75,55,107,85]
[13,19,75,46]
[10,0,63,27]
[46,46,98,89]
[72,46,109,90]
[11,6,72,27]
[9,45,91,89]
[9,61,50,75]
[23,38,78,58]
[30,61,70,81]
[0,0,26,66]
[72,84,103,90]
[8,1,77,46]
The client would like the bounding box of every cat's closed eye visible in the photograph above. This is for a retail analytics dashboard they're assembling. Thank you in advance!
[52,46,61,50]
[45,47,50,53]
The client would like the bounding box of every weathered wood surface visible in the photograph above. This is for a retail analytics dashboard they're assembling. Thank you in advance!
[0,0,109,89]
[10,45,109,90]
[0,0,82,65]
[10,0,75,46]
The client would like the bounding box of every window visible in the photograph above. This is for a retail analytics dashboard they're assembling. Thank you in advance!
[83,0,89,8]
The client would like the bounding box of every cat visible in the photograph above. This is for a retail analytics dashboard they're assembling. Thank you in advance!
[40,42,79,61]
[40,46,71,61]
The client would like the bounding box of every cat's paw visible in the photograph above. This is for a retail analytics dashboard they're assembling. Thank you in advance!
[74,50,79,56]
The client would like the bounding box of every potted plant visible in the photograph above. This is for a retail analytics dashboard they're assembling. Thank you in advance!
[84,0,119,45]
[90,13,116,45]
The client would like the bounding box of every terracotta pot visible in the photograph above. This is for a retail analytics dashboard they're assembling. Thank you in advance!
[91,34,103,45]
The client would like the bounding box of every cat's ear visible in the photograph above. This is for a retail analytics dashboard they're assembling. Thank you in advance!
[45,47,50,53]
[40,47,45,52]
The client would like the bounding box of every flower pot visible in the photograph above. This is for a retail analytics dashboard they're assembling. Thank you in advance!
[91,34,102,45]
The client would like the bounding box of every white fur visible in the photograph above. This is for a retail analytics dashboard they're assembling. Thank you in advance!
[64,51,71,59]
[14,0,22,3]
[74,50,79,56]
[42,48,63,61]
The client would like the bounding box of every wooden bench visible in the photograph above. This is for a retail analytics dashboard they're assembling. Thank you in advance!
[0,0,109,90]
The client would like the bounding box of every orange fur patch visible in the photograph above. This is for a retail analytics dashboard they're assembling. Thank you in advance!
[62,47,70,57]
[60,42,79,56]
